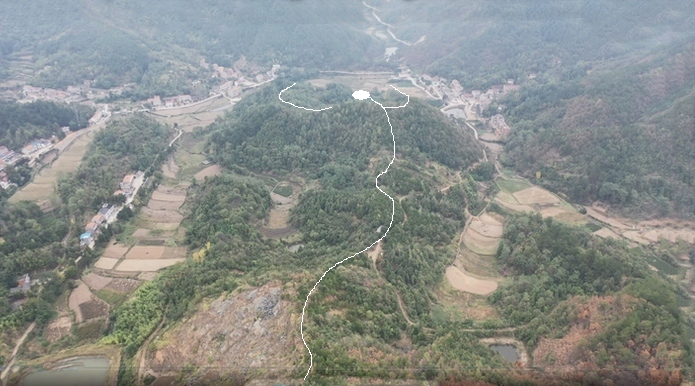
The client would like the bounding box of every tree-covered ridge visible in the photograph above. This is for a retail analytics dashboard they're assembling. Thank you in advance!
[56,115,170,219]
[501,40,695,218]
[208,82,481,173]
[492,213,693,376]
[376,0,695,89]
[0,101,93,150]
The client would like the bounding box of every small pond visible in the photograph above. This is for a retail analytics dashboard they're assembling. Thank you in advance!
[23,356,110,386]
[288,243,305,253]
[489,344,520,362]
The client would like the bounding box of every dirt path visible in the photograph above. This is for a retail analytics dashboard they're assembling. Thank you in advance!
[0,321,36,384]
[136,310,167,386]
[396,293,414,326]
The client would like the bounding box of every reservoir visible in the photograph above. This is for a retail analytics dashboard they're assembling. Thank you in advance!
[23,356,110,386]
[489,344,520,362]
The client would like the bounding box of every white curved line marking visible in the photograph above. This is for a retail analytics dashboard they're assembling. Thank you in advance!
[278,85,409,380]
[279,82,334,111]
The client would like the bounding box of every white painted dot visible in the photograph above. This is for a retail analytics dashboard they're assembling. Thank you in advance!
[352,90,370,100]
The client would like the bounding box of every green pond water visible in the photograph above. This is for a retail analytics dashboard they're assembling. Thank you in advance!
[23,356,109,386]
[490,344,520,362]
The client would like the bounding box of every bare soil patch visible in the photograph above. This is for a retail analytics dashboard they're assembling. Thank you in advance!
[79,298,109,321]
[513,186,560,205]
[468,217,504,238]
[367,242,382,266]
[126,246,166,260]
[145,283,298,379]
[194,164,222,181]
[69,281,93,323]
[139,272,158,281]
[593,227,621,240]
[462,228,500,256]
[458,248,499,278]
[44,317,72,343]
[103,243,130,259]
[83,273,113,291]
[94,257,120,270]
[161,156,179,179]
[151,191,186,202]
[539,206,566,218]
[163,247,187,259]
[115,259,185,272]
[267,208,290,229]
[621,231,650,245]
[147,199,183,211]
[151,222,181,231]
[586,206,630,229]
[141,207,184,223]
[104,278,141,294]
[260,227,297,239]
[445,266,498,295]
[132,228,150,238]
[270,192,293,205]
[156,186,188,196]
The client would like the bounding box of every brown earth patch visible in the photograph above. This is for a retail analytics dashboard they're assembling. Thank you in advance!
[622,231,650,245]
[79,298,109,321]
[445,266,498,295]
[270,192,293,205]
[141,207,183,223]
[162,156,179,179]
[260,227,297,239]
[104,278,141,294]
[593,227,622,240]
[533,295,638,371]
[151,191,186,202]
[494,196,535,213]
[43,316,72,343]
[462,228,501,256]
[82,273,113,291]
[69,281,93,323]
[267,208,290,229]
[162,247,187,259]
[156,186,188,196]
[132,228,150,238]
[468,217,504,238]
[125,246,166,259]
[194,164,222,181]
[539,206,567,218]
[103,242,130,259]
[115,259,185,272]
[147,199,183,211]
[94,257,120,270]
[586,206,630,230]
[145,283,298,379]
[139,272,158,281]
[512,187,560,205]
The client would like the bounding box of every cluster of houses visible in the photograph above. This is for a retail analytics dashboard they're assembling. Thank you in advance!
[209,63,280,95]
[489,114,512,137]
[0,138,60,190]
[145,94,193,108]
[18,81,136,104]
[80,171,144,248]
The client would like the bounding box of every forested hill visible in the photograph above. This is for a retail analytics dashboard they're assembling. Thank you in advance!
[500,39,695,218]
[0,0,382,89]
[0,101,93,150]
[374,0,695,89]
[207,82,482,174]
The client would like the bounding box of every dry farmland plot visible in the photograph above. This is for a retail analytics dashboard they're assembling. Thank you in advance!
[79,298,109,321]
[593,227,622,240]
[513,187,560,205]
[141,207,184,223]
[44,317,72,343]
[462,228,501,256]
[82,273,113,291]
[103,243,131,259]
[115,259,185,272]
[69,281,93,323]
[468,216,504,238]
[459,248,499,278]
[151,191,186,202]
[147,199,183,211]
[10,131,95,203]
[132,228,150,237]
[95,257,120,270]
[445,266,498,295]
[104,278,141,293]
[194,164,222,181]
[163,246,187,259]
[162,156,179,179]
[126,246,166,260]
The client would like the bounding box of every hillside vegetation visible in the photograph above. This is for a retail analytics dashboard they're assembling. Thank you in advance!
[502,40,695,218]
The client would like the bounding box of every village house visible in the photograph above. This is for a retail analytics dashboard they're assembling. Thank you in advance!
[120,174,135,193]
[21,139,53,156]
[9,273,32,294]
[85,221,98,234]
[80,232,95,248]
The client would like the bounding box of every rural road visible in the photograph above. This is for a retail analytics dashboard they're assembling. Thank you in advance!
[0,321,36,385]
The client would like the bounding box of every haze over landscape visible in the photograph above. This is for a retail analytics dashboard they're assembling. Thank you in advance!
[0,1,695,385]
